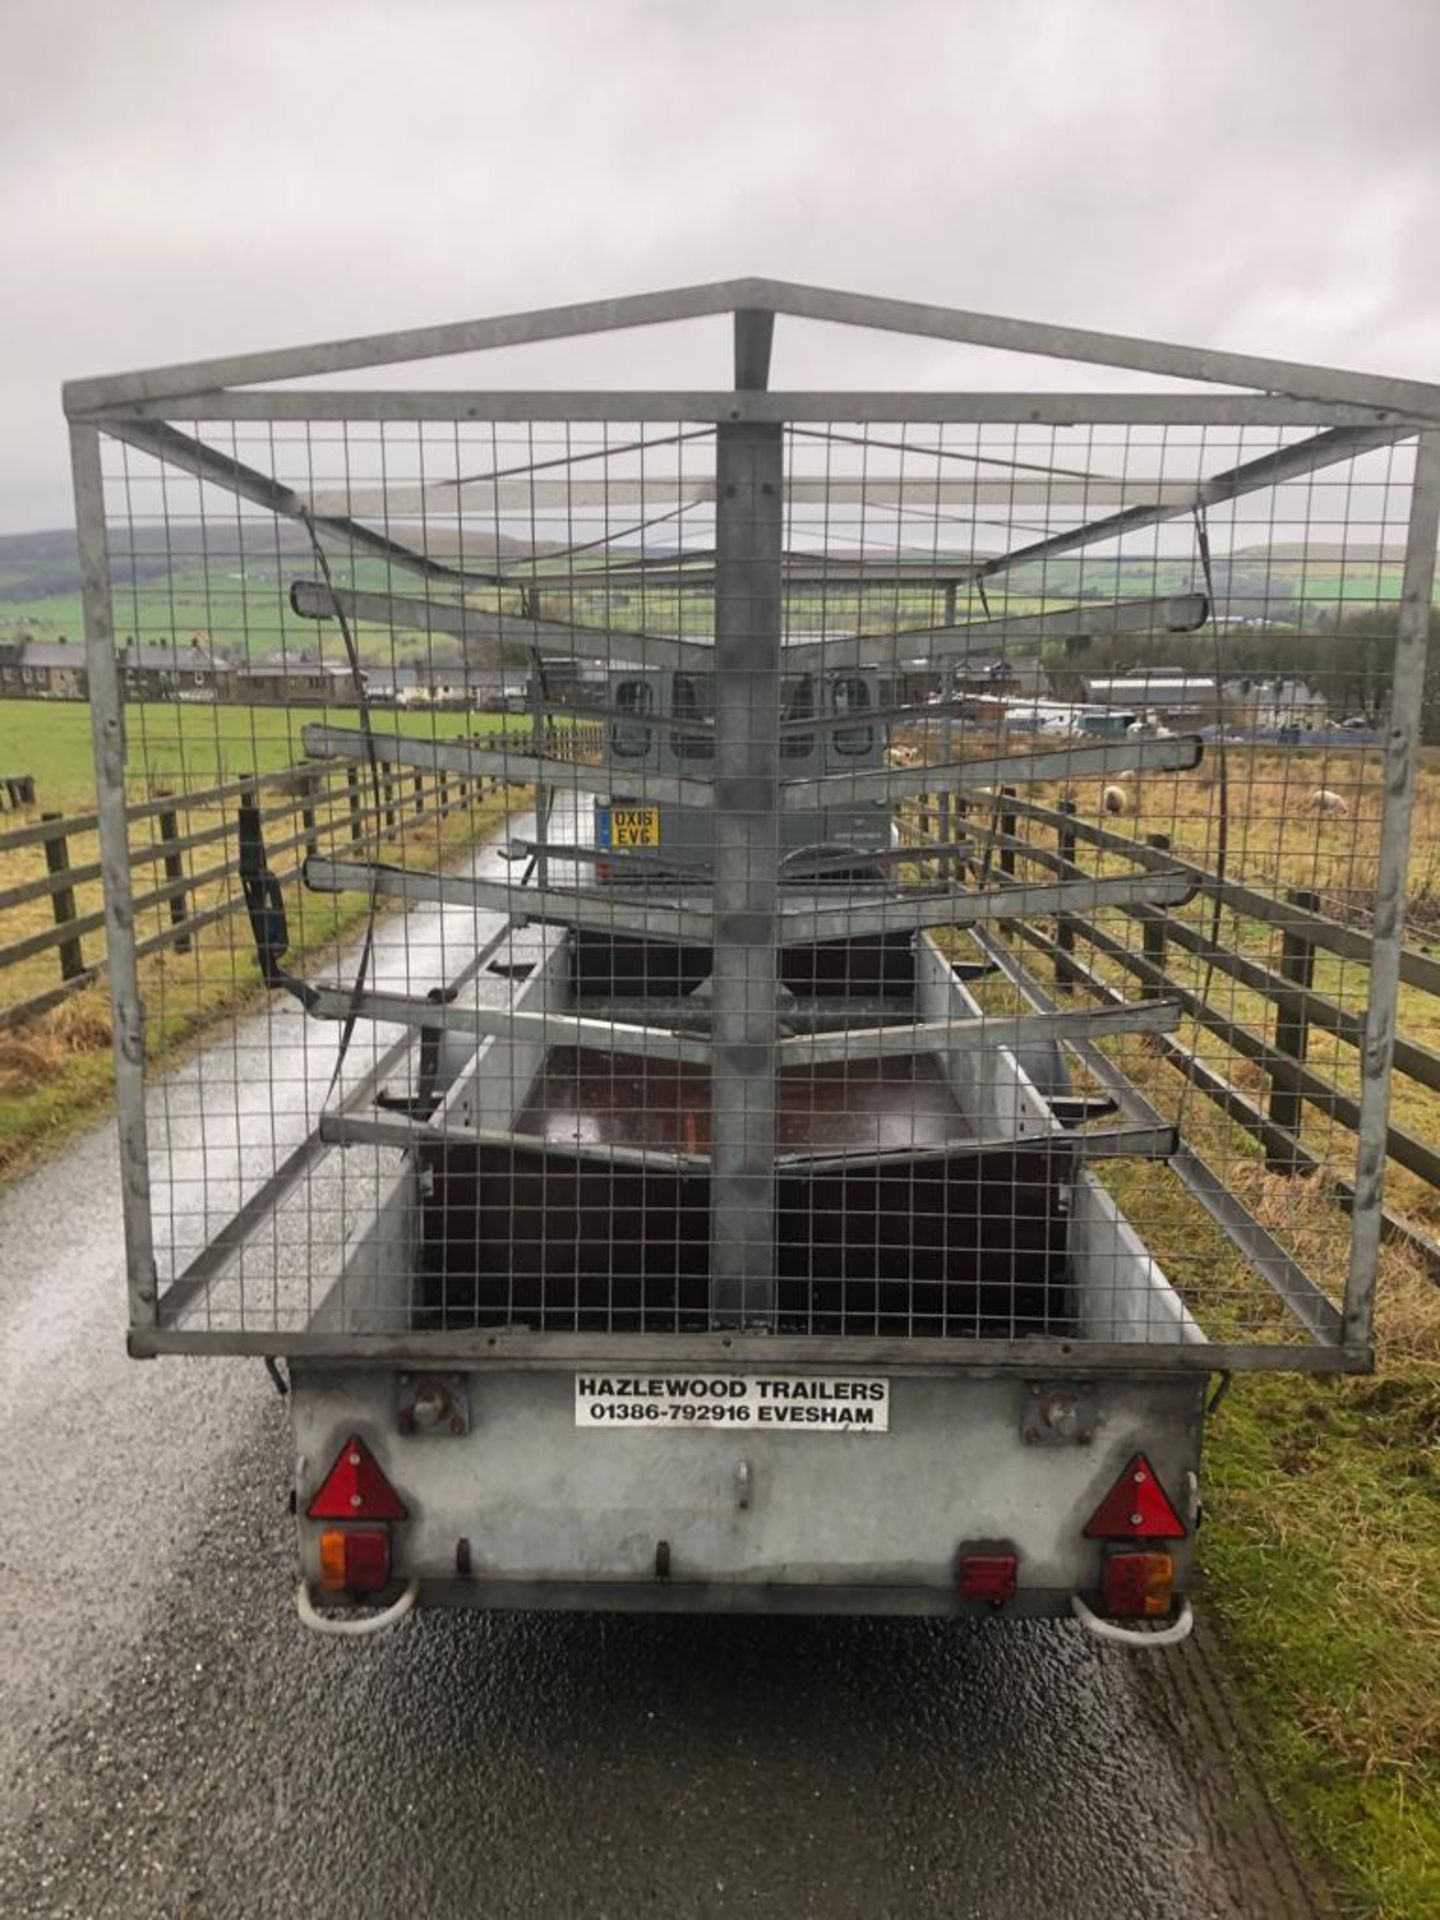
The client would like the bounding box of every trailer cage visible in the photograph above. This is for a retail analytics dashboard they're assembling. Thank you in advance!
[63,278,1440,1382]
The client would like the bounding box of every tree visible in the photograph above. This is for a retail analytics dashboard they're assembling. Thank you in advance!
[1334,606,1440,742]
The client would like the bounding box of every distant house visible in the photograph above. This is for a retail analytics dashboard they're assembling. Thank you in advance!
[1222,676,1328,731]
[232,657,360,706]
[365,662,511,709]
[526,656,611,710]
[954,657,1022,698]
[0,636,385,706]
[0,638,89,699]
[0,637,226,701]
[1082,671,1221,729]
[950,657,1025,717]
[118,640,224,702]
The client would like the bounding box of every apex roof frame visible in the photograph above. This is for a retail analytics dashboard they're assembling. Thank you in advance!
[63,278,1440,607]
[62,275,1440,423]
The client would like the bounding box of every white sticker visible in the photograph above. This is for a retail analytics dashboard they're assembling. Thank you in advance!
[574,1373,889,1433]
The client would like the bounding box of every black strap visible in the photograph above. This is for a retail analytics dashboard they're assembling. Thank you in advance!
[238,800,318,1011]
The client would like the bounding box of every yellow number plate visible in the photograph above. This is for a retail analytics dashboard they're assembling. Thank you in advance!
[602,806,660,849]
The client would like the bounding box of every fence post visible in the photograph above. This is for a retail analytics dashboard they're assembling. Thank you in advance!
[954,794,973,881]
[413,770,424,816]
[937,789,953,882]
[383,763,396,833]
[1140,831,1171,996]
[1268,886,1320,1173]
[300,773,318,861]
[999,787,1016,877]
[156,793,191,954]
[42,812,84,981]
[347,763,362,843]
[1055,798,1077,991]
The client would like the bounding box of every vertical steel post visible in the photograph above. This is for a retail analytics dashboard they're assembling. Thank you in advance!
[1343,429,1440,1355]
[709,421,783,1328]
[69,421,158,1332]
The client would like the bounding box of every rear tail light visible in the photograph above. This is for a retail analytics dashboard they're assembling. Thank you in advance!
[308,1437,406,1597]
[1083,1452,1186,1541]
[956,1549,1018,1605]
[307,1434,408,1521]
[319,1526,392,1594]
[1101,1548,1175,1619]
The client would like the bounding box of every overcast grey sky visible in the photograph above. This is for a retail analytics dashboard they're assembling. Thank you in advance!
[2,0,1438,530]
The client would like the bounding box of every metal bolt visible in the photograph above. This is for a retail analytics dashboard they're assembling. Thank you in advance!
[411,1382,449,1431]
[1043,1393,1080,1437]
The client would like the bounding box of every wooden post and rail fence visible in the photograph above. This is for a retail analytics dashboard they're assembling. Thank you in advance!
[894,787,1440,1271]
[1,724,1437,1261]
[0,726,606,1034]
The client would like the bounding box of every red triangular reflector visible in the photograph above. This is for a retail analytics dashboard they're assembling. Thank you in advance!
[307,1434,408,1521]
[1082,1452,1186,1540]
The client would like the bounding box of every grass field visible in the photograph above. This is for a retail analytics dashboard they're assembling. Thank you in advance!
[0,697,535,811]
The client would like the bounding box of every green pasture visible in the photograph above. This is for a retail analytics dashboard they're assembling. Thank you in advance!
[0,697,532,811]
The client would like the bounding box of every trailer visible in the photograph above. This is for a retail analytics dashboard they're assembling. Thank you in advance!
[63,280,1440,1645]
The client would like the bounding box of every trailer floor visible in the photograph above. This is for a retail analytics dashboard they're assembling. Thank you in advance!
[516,1046,975,1155]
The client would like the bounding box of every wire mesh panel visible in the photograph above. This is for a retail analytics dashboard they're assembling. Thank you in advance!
[62,298,1440,1369]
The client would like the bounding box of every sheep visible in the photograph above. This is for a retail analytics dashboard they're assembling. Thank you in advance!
[1101,784,1133,816]
[1304,787,1350,817]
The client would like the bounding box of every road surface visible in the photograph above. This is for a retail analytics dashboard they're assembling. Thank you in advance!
[0,825,1324,1920]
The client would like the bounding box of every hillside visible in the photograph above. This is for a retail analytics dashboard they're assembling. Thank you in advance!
[0,523,1427,667]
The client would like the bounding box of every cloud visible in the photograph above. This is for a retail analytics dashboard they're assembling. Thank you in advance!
[3,0,1438,526]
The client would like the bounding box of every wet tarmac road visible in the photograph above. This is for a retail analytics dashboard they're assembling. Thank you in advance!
[0,830,1323,1919]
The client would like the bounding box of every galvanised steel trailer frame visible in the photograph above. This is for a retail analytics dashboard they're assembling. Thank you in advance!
[63,280,1440,1637]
